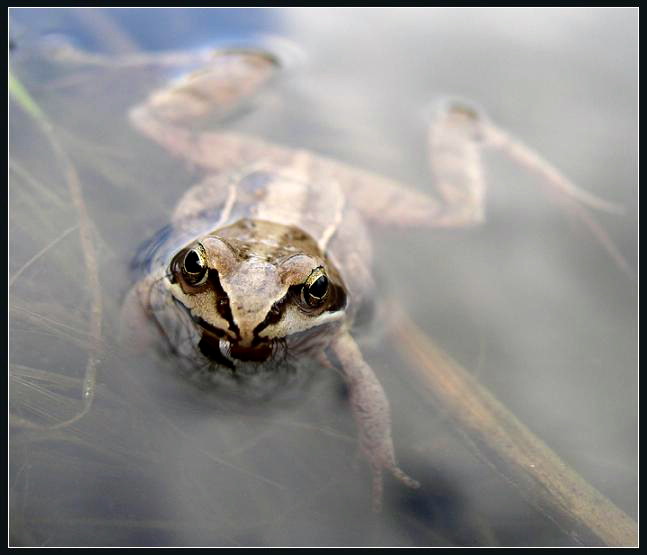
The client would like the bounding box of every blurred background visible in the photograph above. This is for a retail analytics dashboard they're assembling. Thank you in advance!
[9,8,637,546]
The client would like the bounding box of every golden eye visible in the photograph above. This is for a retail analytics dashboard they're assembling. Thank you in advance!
[182,245,208,286]
[302,267,328,307]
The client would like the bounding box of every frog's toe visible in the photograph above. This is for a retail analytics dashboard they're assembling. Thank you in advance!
[370,463,420,512]
[390,465,420,489]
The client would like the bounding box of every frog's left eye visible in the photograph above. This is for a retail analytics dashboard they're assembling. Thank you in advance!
[182,246,208,286]
[302,267,329,306]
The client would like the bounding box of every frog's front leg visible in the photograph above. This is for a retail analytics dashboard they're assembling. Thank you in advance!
[329,330,419,511]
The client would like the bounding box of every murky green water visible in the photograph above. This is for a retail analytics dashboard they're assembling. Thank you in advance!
[9,8,637,546]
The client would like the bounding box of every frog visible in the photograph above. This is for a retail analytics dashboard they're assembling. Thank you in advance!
[119,46,624,511]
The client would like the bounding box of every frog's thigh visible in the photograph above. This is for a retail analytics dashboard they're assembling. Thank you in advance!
[315,159,448,229]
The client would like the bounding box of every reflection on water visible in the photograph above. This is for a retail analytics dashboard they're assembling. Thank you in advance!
[9,8,637,546]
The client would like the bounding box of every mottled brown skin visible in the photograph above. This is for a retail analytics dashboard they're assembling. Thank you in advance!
[120,47,618,511]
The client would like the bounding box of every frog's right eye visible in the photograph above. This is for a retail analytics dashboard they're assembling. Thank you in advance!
[181,246,208,286]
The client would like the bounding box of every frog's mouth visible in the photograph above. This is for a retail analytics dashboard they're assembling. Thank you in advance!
[198,332,279,368]
[194,316,281,368]
[228,342,273,362]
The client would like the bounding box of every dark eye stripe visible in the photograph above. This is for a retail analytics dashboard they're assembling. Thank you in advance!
[172,297,228,338]
[252,295,288,343]
[193,315,228,338]
[206,271,240,338]
[252,277,347,344]
[170,246,240,338]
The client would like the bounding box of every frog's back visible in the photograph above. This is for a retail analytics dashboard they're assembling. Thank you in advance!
[172,155,348,253]
[136,152,373,305]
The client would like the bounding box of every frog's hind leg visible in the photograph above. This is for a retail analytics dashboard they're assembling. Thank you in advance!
[333,100,630,274]
[129,49,283,171]
[329,331,419,512]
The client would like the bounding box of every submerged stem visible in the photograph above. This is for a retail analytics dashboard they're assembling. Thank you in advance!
[390,302,637,547]
[10,71,102,430]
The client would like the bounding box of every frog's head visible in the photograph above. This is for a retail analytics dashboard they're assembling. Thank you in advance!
[166,219,347,367]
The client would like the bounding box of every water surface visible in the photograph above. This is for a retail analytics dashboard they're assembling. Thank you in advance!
[9,7,637,546]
